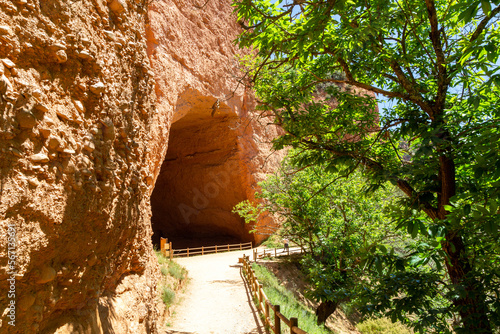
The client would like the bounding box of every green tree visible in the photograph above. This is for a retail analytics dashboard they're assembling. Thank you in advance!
[234,153,403,323]
[233,0,500,332]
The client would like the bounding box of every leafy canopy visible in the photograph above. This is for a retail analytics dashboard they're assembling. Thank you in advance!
[233,0,500,333]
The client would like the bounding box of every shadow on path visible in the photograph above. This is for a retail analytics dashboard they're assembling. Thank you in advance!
[239,264,266,334]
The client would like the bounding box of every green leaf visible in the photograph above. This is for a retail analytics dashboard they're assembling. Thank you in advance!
[481,0,491,14]
[458,2,480,22]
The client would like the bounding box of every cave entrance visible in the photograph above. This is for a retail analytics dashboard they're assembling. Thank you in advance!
[150,95,252,250]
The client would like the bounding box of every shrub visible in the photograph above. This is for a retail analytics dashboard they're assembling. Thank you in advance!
[168,261,187,281]
[160,266,168,277]
[161,286,175,307]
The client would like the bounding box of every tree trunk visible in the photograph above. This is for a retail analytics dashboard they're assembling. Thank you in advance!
[442,233,492,333]
[316,300,338,324]
[438,153,492,333]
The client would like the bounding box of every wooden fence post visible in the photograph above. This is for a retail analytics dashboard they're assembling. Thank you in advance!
[265,300,269,323]
[169,242,173,260]
[187,248,189,257]
[202,246,204,255]
[215,245,218,253]
[274,305,281,334]
[240,243,242,250]
[259,284,264,311]
[160,237,166,257]
[290,317,298,333]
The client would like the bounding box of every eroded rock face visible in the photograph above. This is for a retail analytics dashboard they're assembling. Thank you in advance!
[146,0,282,248]
[0,1,160,333]
[0,0,281,333]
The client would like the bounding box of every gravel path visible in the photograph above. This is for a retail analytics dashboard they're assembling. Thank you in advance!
[164,249,265,334]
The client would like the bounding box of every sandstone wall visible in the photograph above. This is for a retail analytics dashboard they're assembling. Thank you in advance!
[146,0,282,248]
[0,0,161,333]
[0,0,281,333]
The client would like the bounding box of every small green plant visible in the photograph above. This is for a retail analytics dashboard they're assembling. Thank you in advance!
[357,317,413,334]
[155,250,169,265]
[161,286,175,307]
[154,250,188,311]
[168,261,188,281]
[160,266,168,276]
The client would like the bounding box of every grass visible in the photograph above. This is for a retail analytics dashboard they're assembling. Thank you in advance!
[161,285,176,306]
[357,317,413,334]
[154,250,189,312]
[168,261,188,281]
[251,263,332,334]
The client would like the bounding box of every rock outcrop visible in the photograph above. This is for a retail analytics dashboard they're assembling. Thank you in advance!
[146,0,281,249]
[0,0,281,333]
[0,1,160,333]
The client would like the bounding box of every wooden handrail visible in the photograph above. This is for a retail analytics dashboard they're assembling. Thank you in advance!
[253,246,306,262]
[172,241,253,258]
[241,256,309,334]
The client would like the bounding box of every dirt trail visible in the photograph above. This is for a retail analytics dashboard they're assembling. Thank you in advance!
[164,249,265,334]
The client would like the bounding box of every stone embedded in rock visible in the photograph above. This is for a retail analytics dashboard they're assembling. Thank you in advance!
[56,110,71,121]
[31,153,49,163]
[39,128,51,138]
[17,110,37,128]
[81,38,91,46]
[87,253,98,266]
[0,74,11,94]
[104,30,116,40]
[32,89,42,99]
[51,43,67,50]
[44,117,57,127]
[83,141,95,152]
[18,294,36,311]
[73,99,85,113]
[78,50,94,60]
[109,0,127,14]
[36,266,56,284]
[55,50,68,63]
[0,26,11,35]
[90,82,105,94]
[34,103,49,113]
[47,136,62,150]
[27,177,39,187]
[2,58,15,68]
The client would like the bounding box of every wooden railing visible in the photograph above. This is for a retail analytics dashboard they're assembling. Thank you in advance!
[241,256,308,334]
[253,246,305,262]
[172,241,253,258]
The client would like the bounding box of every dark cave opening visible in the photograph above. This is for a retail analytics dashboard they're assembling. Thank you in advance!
[150,108,253,250]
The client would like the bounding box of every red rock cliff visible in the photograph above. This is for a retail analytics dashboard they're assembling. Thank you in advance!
[0,0,281,333]
[146,0,281,249]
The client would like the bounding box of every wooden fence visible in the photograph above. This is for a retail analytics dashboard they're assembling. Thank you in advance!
[253,246,305,262]
[242,255,308,334]
[171,241,253,258]
[160,238,173,260]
